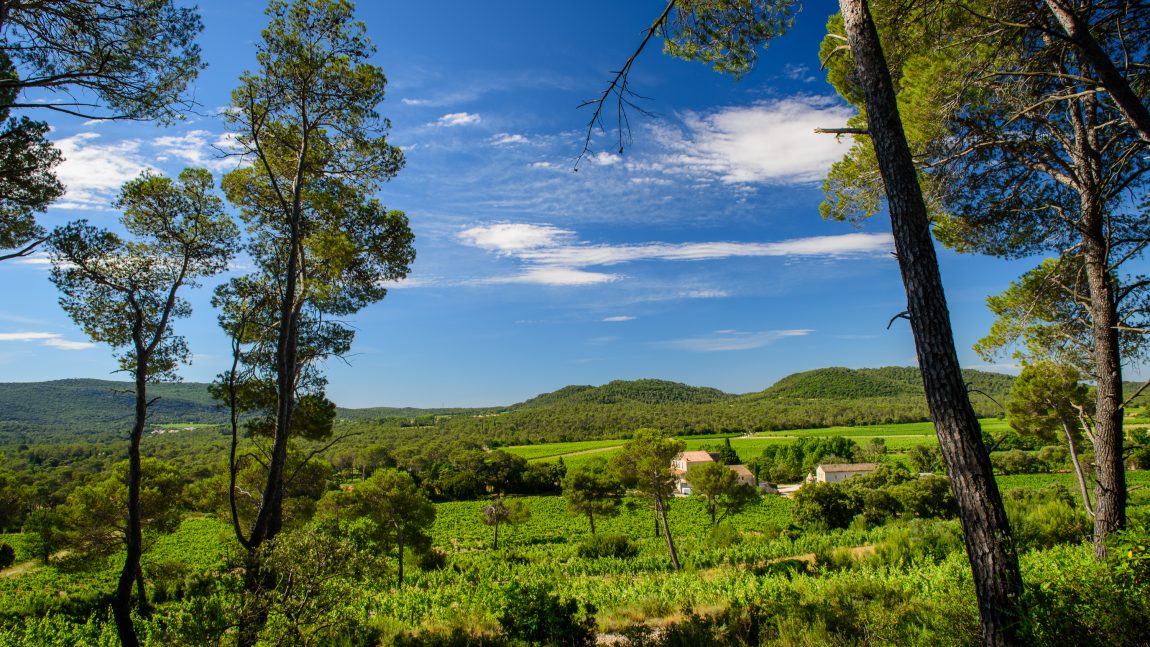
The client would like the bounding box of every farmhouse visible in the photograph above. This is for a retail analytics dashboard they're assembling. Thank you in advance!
[815,463,880,483]
[671,451,759,495]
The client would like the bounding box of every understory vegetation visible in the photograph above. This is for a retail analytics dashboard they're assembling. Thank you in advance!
[0,406,1148,645]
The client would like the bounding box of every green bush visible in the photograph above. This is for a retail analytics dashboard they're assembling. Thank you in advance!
[873,519,964,567]
[890,475,957,519]
[707,523,742,549]
[577,534,638,559]
[1023,544,1150,646]
[792,481,862,529]
[1005,485,1090,551]
[498,582,596,647]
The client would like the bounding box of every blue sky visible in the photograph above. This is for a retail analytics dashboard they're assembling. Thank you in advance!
[1,0,1136,408]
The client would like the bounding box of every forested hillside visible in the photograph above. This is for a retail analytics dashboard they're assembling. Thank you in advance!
[2,368,1142,447]
[0,379,226,441]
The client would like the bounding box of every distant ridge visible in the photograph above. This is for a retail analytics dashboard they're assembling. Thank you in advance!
[2,368,1144,444]
[514,379,734,409]
[0,379,224,440]
[747,366,1018,402]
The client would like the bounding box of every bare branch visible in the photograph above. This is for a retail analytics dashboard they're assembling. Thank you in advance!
[575,0,676,169]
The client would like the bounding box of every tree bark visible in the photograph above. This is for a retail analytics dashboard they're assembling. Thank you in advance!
[1071,93,1126,557]
[588,510,596,535]
[838,1,1023,644]
[1081,228,1126,557]
[112,358,147,647]
[135,566,149,616]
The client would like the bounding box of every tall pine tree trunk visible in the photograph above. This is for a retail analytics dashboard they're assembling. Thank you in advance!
[1082,222,1125,557]
[1071,94,1126,558]
[113,358,148,647]
[839,1,1023,644]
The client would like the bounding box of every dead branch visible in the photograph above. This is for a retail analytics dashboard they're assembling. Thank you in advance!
[575,0,676,169]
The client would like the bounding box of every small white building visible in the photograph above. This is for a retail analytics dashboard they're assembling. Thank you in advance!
[815,463,880,483]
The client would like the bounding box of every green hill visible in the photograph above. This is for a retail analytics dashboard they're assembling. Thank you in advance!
[754,367,916,400]
[748,366,1016,403]
[0,378,226,441]
[14,368,1145,447]
[514,379,733,409]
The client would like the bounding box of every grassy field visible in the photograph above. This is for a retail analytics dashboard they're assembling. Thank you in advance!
[503,419,1014,467]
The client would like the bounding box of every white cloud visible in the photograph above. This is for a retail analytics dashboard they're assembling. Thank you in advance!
[0,332,57,342]
[457,223,892,290]
[658,329,813,352]
[492,133,529,145]
[53,133,155,210]
[436,112,481,127]
[513,233,892,267]
[11,253,51,267]
[458,223,574,253]
[402,98,432,106]
[483,267,621,286]
[603,315,635,322]
[588,152,621,166]
[658,97,855,185]
[52,129,245,211]
[0,331,95,350]
[151,130,241,172]
[42,338,97,350]
[683,289,729,299]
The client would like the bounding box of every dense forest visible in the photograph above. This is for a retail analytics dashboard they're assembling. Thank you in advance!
[0,367,1024,444]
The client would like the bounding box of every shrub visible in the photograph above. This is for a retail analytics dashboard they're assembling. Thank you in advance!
[707,523,742,549]
[0,543,14,569]
[577,534,638,559]
[498,582,596,647]
[873,519,964,567]
[891,475,957,519]
[1005,485,1090,551]
[792,481,862,529]
[1023,543,1150,646]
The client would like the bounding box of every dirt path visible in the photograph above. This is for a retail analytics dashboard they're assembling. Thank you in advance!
[1,560,38,578]
[529,445,621,462]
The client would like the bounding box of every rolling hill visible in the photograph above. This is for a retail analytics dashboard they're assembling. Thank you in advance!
[2,367,1139,445]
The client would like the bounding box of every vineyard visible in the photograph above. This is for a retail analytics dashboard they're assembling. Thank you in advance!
[1,463,1148,645]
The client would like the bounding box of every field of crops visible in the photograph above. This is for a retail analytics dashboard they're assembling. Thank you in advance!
[504,419,1018,467]
[5,410,1148,644]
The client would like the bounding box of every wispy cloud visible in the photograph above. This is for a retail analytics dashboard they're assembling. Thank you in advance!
[683,289,729,299]
[151,130,242,172]
[458,223,573,252]
[657,329,813,352]
[0,331,95,350]
[491,133,529,145]
[456,223,890,288]
[52,129,244,211]
[479,266,621,286]
[603,315,635,322]
[656,97,855,185]
[53,133,155,210]
[436,112,482,127]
